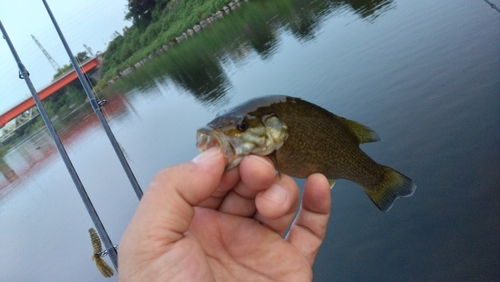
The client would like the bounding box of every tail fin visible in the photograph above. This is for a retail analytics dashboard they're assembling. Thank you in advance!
[364,166,416,212]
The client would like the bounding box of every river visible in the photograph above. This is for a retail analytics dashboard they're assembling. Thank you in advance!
[0,0,499,281]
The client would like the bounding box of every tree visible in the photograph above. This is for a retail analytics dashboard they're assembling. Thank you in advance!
[75,51,90,62]
[52,51,90,80]
[52,64,73,80]
[125,0,157,27]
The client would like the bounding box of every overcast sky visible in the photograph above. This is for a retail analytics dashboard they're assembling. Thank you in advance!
[0,0,130,115]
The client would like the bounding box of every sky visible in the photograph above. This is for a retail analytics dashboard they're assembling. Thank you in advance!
[0,0,131,115]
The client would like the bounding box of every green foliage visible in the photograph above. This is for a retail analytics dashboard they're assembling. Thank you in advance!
[101,0,231,82]
[52,51,90,80]
[66,83,88,106]
[0,146,10,159]
[125,0,169,27]
[75,51,90,62]
[93,79,108,93]
[99,0,368,103]
[0,81,88,153]
[52,64,73,81]
[41,80,86,117]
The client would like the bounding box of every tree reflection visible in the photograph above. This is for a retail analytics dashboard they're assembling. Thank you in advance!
[343,0,394,21]
[284,0,340,42]
[285,0,394,42]
[165,51,231,104]
[110,0,394,105]
[243,21,280,61]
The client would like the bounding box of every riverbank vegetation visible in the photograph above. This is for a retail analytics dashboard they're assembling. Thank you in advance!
[98,0,390,87]
[1,0,391,156]
[104,0,371,103]
[52,51,90,81]
[99,0,234,83]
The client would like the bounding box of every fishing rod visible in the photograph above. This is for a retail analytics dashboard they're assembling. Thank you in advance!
[42,0,143,200]
[0,21,119,271]
[483,0,500,13]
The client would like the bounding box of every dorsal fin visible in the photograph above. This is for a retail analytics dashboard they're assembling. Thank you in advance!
[338,117,381,144]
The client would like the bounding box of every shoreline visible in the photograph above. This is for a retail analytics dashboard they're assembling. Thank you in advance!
[98,0,251,90]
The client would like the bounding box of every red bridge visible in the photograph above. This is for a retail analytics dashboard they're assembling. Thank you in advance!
[0,57,100,128]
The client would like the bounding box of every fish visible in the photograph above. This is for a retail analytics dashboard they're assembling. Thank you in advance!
[88,228,114,278]
[196,95,416,211]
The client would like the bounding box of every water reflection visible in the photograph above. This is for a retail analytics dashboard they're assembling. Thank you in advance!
[345,0,394,20]
[243,19,280,60]
[107,0,394,104]
[0,94,134,198]
[0,128,55,194]
[284,0,393,41]
[166,49,231,103]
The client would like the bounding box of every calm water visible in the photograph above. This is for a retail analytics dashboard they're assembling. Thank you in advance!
[1,0,499,281]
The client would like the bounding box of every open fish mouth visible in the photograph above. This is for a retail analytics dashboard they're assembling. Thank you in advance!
[196,127,236,161]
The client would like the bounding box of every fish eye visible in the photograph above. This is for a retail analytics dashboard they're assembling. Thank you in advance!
[236,120,249,132]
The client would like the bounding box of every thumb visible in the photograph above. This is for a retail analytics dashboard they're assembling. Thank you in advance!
[120,147,226,258]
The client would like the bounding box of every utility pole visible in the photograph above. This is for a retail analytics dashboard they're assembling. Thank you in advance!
[31,34,60,71]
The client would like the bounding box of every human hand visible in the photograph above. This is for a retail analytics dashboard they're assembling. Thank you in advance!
[119,147,331,281]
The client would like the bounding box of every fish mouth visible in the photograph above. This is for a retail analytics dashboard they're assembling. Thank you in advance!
[196,127,236,161]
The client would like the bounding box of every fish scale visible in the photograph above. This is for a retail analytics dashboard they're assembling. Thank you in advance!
[270,98,382,184]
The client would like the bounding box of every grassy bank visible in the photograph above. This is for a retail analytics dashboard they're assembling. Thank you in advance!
[100,0,238,84]
[100,0,371,104]
[100,0,349,99]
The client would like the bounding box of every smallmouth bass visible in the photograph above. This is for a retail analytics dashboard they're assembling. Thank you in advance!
[196,95,416,211]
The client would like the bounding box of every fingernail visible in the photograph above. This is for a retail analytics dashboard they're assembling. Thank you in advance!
[192,147,222,164]
[262,184,288,206]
